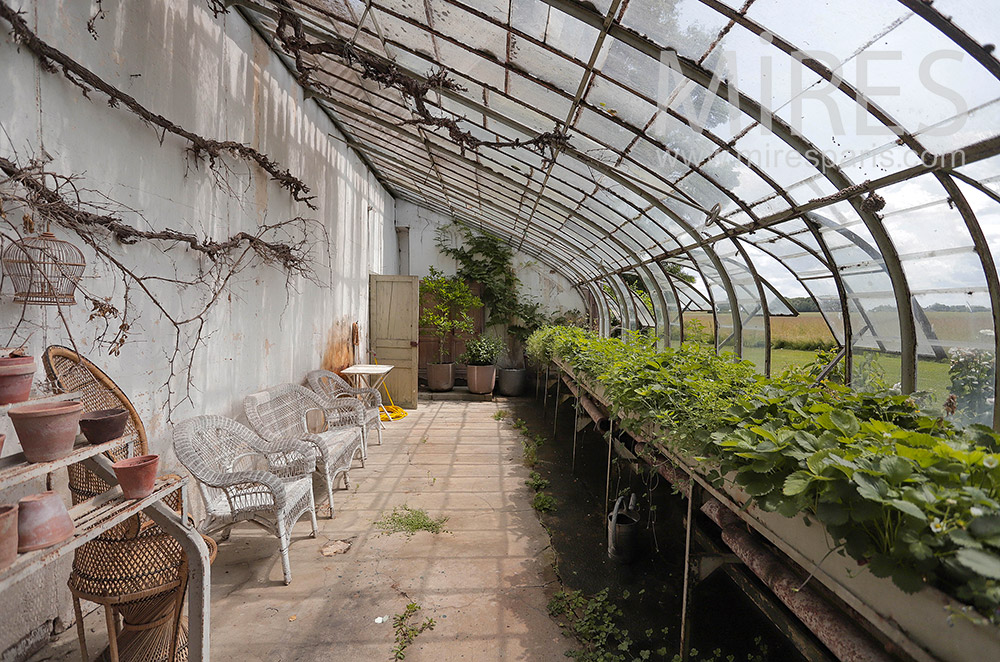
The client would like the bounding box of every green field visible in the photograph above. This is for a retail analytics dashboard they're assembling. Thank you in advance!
[682,311,989,415]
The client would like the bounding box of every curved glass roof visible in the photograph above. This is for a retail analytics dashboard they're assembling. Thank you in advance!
[231,0,1000,427]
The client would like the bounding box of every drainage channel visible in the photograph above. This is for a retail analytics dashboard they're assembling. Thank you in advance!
[503,392,817,662]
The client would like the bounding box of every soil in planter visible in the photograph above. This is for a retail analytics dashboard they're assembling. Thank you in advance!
[505,395,814,662]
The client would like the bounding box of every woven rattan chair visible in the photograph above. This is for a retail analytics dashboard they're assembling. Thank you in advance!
[42,345,210,662]
[173,415,317,585]
[244,383,364,517]
[306,369,383,450]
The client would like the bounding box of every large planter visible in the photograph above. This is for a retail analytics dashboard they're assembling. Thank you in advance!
[427,362,455,392]
[466,364,496,394]
[8,400,83,462]
[0,503,17,570]
[497,368,526,396]
[112,454,160,499]
[17,491,73,552]
[0,355,35,405]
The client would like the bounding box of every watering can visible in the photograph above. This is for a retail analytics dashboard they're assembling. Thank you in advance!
[608,493,640,563]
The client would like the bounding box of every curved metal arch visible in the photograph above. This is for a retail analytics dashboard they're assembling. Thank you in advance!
[256,0,752,344]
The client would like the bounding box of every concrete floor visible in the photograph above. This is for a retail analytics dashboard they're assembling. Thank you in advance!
[29,400,567,661]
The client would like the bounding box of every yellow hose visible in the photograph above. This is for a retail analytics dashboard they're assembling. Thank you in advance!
[370,355,408,421]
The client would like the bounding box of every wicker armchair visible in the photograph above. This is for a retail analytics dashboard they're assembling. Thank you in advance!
[244,383,365,517]
[42,345,206,662]
[173,415,317,585]
[307,369,383,450]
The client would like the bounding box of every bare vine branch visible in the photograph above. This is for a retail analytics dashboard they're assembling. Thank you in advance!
[0,156,323,415]
[266,0,569,160]
[0,1,317,209]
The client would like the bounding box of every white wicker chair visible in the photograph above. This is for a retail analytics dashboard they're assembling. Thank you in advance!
[244,383,365,518]
[306,369,383,450]
[173,415,318,585]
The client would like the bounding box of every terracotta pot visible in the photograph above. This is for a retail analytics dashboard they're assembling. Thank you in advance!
[0,504,17,570]
[426,362,455,392]
[112,454,159,499]
[497,368,526,396]
[466,364,496,394]
[79,408,129,445]
[17,491,74,552]
[8,400,83,462]
[0,355,35,405]
[0,432,5,456]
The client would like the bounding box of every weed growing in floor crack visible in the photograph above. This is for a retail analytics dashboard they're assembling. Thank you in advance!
[525,471,549,491]
[391,602,436,660]
[532,492,557,513]
[375,506,449,537]
[493,409,508,420]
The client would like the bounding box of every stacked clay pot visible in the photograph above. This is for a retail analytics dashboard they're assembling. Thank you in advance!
[16,491,73,552]
[0,355,35,405]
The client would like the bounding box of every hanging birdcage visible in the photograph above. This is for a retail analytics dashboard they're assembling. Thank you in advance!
[1,232,86,306]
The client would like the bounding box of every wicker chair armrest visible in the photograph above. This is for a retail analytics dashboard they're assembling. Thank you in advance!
[297,433,333,461]
[209,470,287,512]
[323,399,365,428]
[336,387,382,408]
[243,436,316,477]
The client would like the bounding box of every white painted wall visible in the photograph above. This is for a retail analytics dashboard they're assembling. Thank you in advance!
[396,200,584,318]
[0,1,395,656]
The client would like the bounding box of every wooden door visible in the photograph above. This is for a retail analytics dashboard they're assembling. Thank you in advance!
[369,274,419,409]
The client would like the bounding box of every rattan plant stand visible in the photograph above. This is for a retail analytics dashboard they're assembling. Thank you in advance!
[43,346,213,662]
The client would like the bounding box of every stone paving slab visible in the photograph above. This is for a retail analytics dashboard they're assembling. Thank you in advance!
[28,400,567,662]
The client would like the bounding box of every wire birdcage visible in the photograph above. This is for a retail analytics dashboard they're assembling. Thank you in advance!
[1,232,86,306]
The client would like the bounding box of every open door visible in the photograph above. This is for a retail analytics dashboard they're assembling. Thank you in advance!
[369,274,419,409]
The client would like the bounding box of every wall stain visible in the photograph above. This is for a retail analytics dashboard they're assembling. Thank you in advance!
[321,318,353,374]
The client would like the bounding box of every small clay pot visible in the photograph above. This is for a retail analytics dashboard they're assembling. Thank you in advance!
[0,503,17,570]
[0,433,5,456]
[8,400,83,463]
[17,491,74,552]
[79,408,129,445]
[0,355,35,405]
[112,454,159,499]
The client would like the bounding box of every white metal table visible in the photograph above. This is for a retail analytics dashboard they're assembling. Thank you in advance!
[340,364,394,421]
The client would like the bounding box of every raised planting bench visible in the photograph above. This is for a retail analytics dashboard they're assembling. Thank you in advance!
[549,359,1000,662]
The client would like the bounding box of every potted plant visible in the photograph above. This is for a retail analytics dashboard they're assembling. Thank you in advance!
[460,335,504,394]
[420,267,482,392]
[499,299,549,396]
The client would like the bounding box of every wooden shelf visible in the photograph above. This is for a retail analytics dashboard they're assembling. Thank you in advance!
[0,476,184,592]
[0,435,127,490]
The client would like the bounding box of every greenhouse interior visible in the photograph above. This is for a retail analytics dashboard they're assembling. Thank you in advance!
[1,0,1000,661]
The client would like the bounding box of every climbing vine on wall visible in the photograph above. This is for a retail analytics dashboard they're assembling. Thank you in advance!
[0,156,323,413]
[0,1,316,209]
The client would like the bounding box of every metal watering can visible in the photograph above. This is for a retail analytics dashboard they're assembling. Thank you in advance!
[607,493,640,563]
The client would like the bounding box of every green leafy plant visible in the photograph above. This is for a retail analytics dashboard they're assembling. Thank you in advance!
[375,505,450,537]
[949,347,995,425]
[529,324,1000,624]
[391,602,436,660]
[526,471,549,491]
[493,409,508,420]
[532,492,557,512]
[459,335,504,366]
[436,223,551,367]
[419,266,482,363]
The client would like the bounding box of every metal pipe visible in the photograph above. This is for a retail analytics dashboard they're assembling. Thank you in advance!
[561,374,610,433]
[700,500,894,662]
